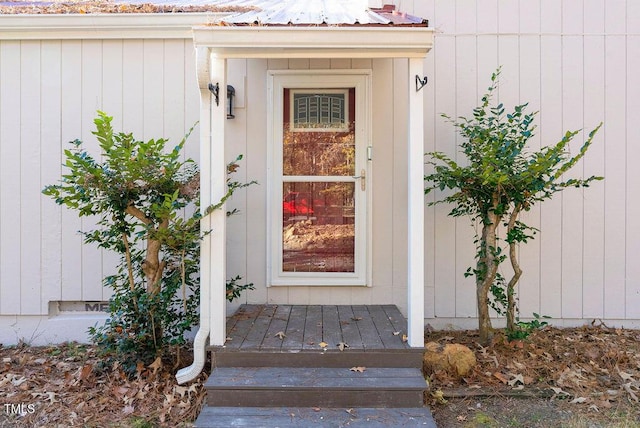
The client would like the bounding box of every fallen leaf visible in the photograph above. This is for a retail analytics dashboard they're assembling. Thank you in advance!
[312,407,321,412]
[337,342,349,351]
[622,382,639,402]
[350,366,366,373]
[274,331,286,339]
[392,331,401,336]
[351,317,362,321]
[618,370,635,382]
[493,372,509,384]
[11,376,27,387]
[430,389,447,404]
[550,387,570,396]
[319,342,328,348]
[78,364,93,381]
[401,334,408,342]
[148,357,163,374]
[457,415,467,422]
[570,397,588,404]
[508,373,524,387]
[122,405,135,415]
[174,385,189,398]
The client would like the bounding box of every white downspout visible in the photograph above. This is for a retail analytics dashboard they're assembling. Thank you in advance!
[176,46,212,384]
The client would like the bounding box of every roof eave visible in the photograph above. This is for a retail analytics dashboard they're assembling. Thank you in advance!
[192,25,434,59]
[0,13,231,40]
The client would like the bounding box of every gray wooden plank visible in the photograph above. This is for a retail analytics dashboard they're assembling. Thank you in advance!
[352,305,385,350]
[368,305,407,349]
[260,305,292,350]
[196,407,436,428]
[382,305,416,350]
[207,389,425,408]
[337,305,365,351]
[302,305,323,350]
[281,305,307,350]
[224,305,263,349]
[212,350,424,368]
[210,367,422,379]
[381,305,409,333]
[240,304,277,350]
[207,367,426,390]
[321,305,343,349]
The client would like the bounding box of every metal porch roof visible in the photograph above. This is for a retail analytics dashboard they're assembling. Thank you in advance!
[0,0,427,27]
[214,0,427,26]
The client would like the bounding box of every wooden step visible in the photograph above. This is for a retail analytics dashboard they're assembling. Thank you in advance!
[195,407,437,427]
[205,367,427,408]
[212,349,424,368]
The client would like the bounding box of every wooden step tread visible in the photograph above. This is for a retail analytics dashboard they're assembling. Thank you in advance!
[195,406,437,427]
[205,367,427,391]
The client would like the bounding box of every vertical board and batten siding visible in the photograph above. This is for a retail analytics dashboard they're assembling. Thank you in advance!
[403,0,640,326]
[1,0,640,343]
[0,38,200,322]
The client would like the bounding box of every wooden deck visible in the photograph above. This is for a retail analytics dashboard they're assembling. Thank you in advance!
[197,305,435,427]
[210,304,424,368]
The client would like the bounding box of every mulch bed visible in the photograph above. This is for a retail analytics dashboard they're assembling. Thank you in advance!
[0,343,207,427]
[425,324,640,426]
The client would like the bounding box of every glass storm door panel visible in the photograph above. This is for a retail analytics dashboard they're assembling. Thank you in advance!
[271,74,368,286]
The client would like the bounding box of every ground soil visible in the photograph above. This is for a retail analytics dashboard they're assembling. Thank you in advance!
[1,324,638,427]
[425,325,640,427]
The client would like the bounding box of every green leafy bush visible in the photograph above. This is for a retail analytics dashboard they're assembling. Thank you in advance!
[44,112,253,375]
[425,69,602,344]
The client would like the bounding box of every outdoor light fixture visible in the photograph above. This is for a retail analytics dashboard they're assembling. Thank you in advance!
[207,83,236,119]
[226,85,235,119]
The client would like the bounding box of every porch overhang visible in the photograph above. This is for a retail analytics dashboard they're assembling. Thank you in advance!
[177,22,433,384]
[192,26,433,59]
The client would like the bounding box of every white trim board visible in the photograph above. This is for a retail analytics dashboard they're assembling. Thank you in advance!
[0,14,229,40]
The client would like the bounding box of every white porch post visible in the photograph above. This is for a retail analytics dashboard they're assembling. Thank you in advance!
[407,57,425,348]
[209,54,228,346]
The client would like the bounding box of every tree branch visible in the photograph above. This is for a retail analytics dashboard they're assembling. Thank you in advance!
[125,203,153,225]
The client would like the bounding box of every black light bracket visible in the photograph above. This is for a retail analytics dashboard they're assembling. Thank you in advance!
[415,75,428,92]
[208,83,235,119]
[208,82,220,105]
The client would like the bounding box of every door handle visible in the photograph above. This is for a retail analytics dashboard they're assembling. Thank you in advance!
[352,169,366,191]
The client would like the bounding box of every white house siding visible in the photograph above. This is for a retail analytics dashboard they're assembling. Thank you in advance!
[394,0,640,328]
[1,1,640,344]
[0,34,202,344]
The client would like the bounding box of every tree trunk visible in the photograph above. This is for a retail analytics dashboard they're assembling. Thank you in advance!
[506,205,523,332]
[477,194,501,345]
[142,218,169,295]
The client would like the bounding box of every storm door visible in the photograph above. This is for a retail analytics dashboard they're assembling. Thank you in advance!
[269,73,369,286]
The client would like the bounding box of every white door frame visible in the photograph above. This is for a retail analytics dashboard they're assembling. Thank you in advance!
[267,70,372,287]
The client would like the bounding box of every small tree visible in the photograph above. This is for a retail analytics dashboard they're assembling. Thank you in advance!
[424,70,602,344]
[43,112,253,374]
